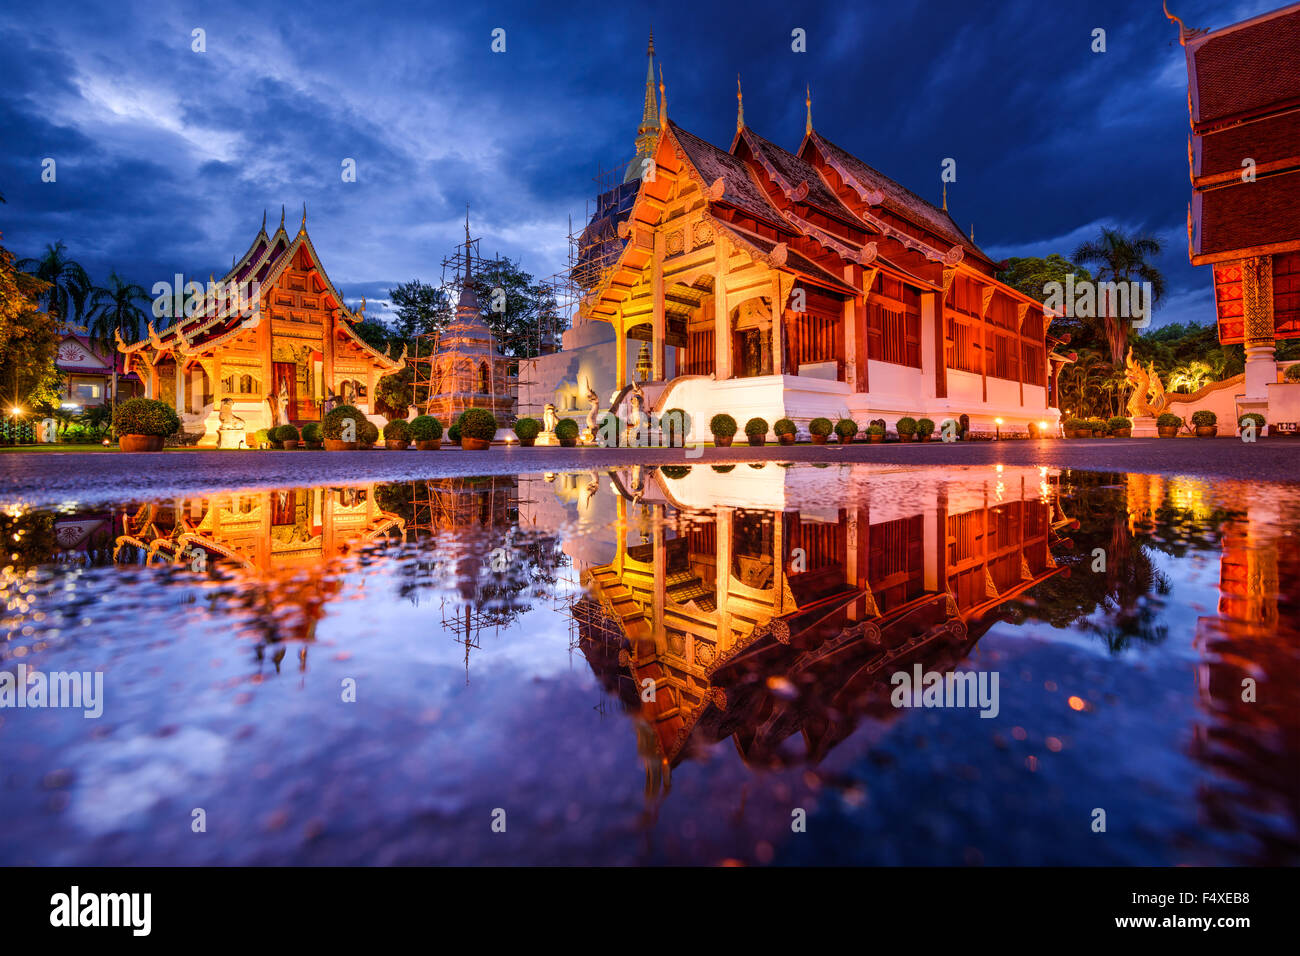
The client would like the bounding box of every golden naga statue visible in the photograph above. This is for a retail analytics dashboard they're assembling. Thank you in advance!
[1124,354,1169,418]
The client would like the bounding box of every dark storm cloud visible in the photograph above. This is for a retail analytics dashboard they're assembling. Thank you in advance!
[0,0,1283,327]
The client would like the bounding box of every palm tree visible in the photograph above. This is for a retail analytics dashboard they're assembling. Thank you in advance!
[87,272,150,350]
[1072,228,1166,364]
[17,241,92,327]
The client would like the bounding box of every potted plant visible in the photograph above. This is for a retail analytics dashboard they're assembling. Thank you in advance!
[710,413,738,447]
[447,423,462,446]
[744,417,769,446]
[383,419,412,450]
[554,418,579,447]
[250,428,271,449]
[322,404,364,451]
[865,423,885,444]
[835,418,858,444]
[410,415,443,450]
[301,422,323,449]
[1286,364,1300,382]
[916,418,935,442]
[1238,412,1266,438]
[808,417,833,445]
[1156,412,1182,438]
[773,418,797,445]
[459,407,498,450]
[514,416,541,447]
[660,466,691,479]
[358,419,380,449]
[112,397,180,452]
[660,408,691,447]
[895,416,917,442]
[1191,409,1217,437]
[1107,416,1132,438]
[274,424,301,449]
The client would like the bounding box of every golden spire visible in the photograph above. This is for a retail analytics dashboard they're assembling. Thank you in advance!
[300,202,307,232]
[279,205,285,229]
[805,83,812,135]
[625,31,660,183]
[658,64,667,130]
[736,74,744,132]
[942,181,947,211]
[260,209,267,233]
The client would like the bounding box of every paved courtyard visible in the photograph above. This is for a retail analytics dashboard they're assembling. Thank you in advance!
[2,437,1297,507]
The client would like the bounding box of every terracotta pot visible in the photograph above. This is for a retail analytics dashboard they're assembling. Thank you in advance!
[747,435,765,446]
[869,434,884,444]
[323,439,358,451]
[919,434,931,442]
[462,436,491,450]
[1157,427,1178,438]
[810,434,827,445]
[517,437,536,447]
[778,433,796,445]
[280,440,300,450]
[307,442,323,450]
[898,432,915,442]
[559,437,577,447]
[385,439,410,450]
[119,434,165,453]
[715,435,733,447]
[1195,425,1217,438]
[1114,428,1131,438]
[414,439,441,451]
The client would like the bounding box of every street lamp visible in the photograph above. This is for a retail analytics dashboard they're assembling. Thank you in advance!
[995,417,1004,440]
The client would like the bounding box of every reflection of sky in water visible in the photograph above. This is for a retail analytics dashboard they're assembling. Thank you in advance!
[0,466,1296,865]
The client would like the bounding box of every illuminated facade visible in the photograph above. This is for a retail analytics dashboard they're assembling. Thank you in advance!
[117,209,402,445]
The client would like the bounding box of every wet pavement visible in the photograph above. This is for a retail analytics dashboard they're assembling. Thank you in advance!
[1,462,1297,865]
[2,436,1299,508]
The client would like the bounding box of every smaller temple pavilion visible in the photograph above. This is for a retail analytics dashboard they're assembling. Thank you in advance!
[118,208,403,446]
[1171,2,1300,431]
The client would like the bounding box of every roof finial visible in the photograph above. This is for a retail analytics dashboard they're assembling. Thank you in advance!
[805,83,813,135]
[648,28,654,57]
[301,202,306,231]
[1163,0,1191,45]
[736,74,744,132]
[261,209,267,233]
[279,205,285,229]
[942,181,947,211]
[969,223,975,242]
[464,203,473,281]
[658,64,667,130]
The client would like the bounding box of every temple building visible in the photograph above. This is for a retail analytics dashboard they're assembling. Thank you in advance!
[1170,2,1300,432]
[54,332,140,408]
[117,208,403,446]
[522,37,1065,438]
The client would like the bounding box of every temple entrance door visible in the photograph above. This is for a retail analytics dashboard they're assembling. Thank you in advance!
[733,327,770,378]
[272,362,297,425]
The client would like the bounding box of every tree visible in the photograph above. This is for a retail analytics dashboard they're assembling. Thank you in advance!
[470,257,560,359]
[1072,228,1166,364]
[0,234,59,412]
[997,254,1096,350]
[389,280,452,341]
[87,271,150,351]
[18,240,93,327]
[352,317,392,353]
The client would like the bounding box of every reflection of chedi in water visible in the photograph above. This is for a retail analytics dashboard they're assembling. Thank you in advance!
[521,464,1076,793]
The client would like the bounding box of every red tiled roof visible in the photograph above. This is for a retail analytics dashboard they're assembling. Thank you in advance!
[669,122,790,230]
[1187,3,1300,127]
[808,131,991,264]
[737,128,860,225]
[1197,169,1300,257]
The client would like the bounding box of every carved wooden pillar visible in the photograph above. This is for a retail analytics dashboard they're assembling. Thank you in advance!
[652,231,666,381]
[1242,255,1277,404]
[771,270,785,376]
[713,242,731,381]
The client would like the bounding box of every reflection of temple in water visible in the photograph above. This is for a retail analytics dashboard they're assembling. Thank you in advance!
[527,465,1075,794]
[111,487,405,655]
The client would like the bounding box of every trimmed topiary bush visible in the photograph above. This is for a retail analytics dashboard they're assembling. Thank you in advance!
[660,466,691,479]
[1191,409,1217,427]
[301,422,322,445]
[896,416,917,436]
[251,428,271,449]
[1239,412,1266,431]
[1157,412,1183,428]
[447,423,461,443]
[358,420,380,446]
[866,423,885,436]
[1107,416,1132,433]
[1285,364,1300,382]
[773,417,797,437]
[113,397,180,437]
[514,417,541,440]
[323,404,364,441]
[459,408,498,442]
[808,417,833,437]
[744,417,769,438]
[410,415,443,441]
[383,419,411,441]
[554,418,579,442]
[272,424,299,442]
[710,413,737,438]
[916,417,935,438]
[835,418,858,441]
